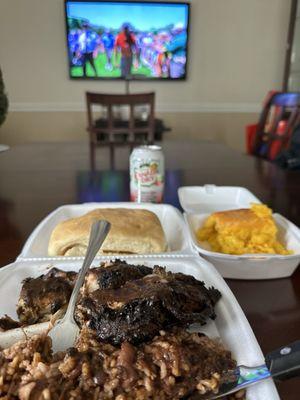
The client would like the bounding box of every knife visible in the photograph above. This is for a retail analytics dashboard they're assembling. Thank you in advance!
[189,340,300,399]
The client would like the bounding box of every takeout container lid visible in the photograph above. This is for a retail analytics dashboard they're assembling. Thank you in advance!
[178,185,261,214]
[178,186,300,279]
[0,256,280,400]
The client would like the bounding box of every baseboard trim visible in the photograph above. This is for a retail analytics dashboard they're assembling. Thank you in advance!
[9,102,261,113]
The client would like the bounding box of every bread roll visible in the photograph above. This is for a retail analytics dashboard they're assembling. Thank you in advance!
[48,208,167,256]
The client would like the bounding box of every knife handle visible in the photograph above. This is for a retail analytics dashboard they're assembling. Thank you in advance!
[265,340,300,381]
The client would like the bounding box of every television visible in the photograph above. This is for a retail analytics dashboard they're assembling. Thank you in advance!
[64,0,190,80]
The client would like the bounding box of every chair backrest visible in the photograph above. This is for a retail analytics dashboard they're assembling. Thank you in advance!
[252,91,300,160]
[86,92,155,143]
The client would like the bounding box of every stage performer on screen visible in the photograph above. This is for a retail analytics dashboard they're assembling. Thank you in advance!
[68,29,81,66]
[165,23,187,78]
[114,23,137,78]
[102,29,115,71]
[78,22,99,76]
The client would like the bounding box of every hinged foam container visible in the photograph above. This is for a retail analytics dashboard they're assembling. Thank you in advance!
[178,185,261,214]
[0,256,279,399]
[18,202,194,260]
[178,185,300,279]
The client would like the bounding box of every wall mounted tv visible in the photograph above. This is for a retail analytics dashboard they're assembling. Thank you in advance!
[65,1,190,80]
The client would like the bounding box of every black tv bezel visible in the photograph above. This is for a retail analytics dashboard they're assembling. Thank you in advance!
[64,0,190,81]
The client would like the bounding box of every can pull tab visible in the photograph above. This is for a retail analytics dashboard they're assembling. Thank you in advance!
[204,184,216,194]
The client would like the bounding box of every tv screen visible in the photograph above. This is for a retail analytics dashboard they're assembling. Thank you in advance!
[65,1,190,80]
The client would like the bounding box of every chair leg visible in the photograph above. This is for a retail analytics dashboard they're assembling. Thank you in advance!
[110,145,115,170]
[90,142,95,171]
[149,135,154,145]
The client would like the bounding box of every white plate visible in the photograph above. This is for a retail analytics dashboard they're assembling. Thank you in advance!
[178,185,261,214]
[19,202,193,259]
[0,256,279,399]
[184,212,300,279]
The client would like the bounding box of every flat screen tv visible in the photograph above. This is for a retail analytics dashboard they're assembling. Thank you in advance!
[65,0,190,80]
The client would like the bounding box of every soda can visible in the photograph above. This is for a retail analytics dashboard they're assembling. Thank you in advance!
[130,145,164,203]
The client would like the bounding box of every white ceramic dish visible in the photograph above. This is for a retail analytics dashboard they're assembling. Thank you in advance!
[184,212,300,280]
[18,202,192,260]
[0,256,279,399]
[178,185,261,214]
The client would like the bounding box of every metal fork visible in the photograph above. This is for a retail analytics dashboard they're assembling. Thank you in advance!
[48,220,111,352]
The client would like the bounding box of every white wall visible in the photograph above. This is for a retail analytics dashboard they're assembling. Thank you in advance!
[0,0,292,148]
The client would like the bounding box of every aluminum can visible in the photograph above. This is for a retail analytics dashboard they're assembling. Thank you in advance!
[130,145,164,203]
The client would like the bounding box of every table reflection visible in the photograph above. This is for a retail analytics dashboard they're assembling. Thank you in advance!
[76,169,183,209]
[77,171,129,203]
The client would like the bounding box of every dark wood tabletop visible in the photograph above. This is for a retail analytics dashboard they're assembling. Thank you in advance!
[0,139,299,398]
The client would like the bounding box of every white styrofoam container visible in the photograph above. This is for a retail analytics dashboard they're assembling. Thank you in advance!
[19,202,193,260]
[0,256,279,399]
[184,212,300,279]
[178,185,261,214]
[178,185,300,279]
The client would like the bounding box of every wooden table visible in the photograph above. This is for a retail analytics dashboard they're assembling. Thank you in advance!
[0,140,299,398]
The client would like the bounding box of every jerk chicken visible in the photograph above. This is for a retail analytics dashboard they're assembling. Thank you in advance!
[0,260,221,347]
[16,268,77,325]
[0,261,154,330]
[84,260,153,292]
[75,262,221,345]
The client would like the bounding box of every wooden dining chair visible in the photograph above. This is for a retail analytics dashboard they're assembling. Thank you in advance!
[252,92,300,160]
[86,92,155,170]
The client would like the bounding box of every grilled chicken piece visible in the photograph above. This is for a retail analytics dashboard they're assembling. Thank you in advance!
[75,264,221,345]
[84,260,153,293]
[13,261,152,327]
[0,315,21,331]
[16,268,77,325]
